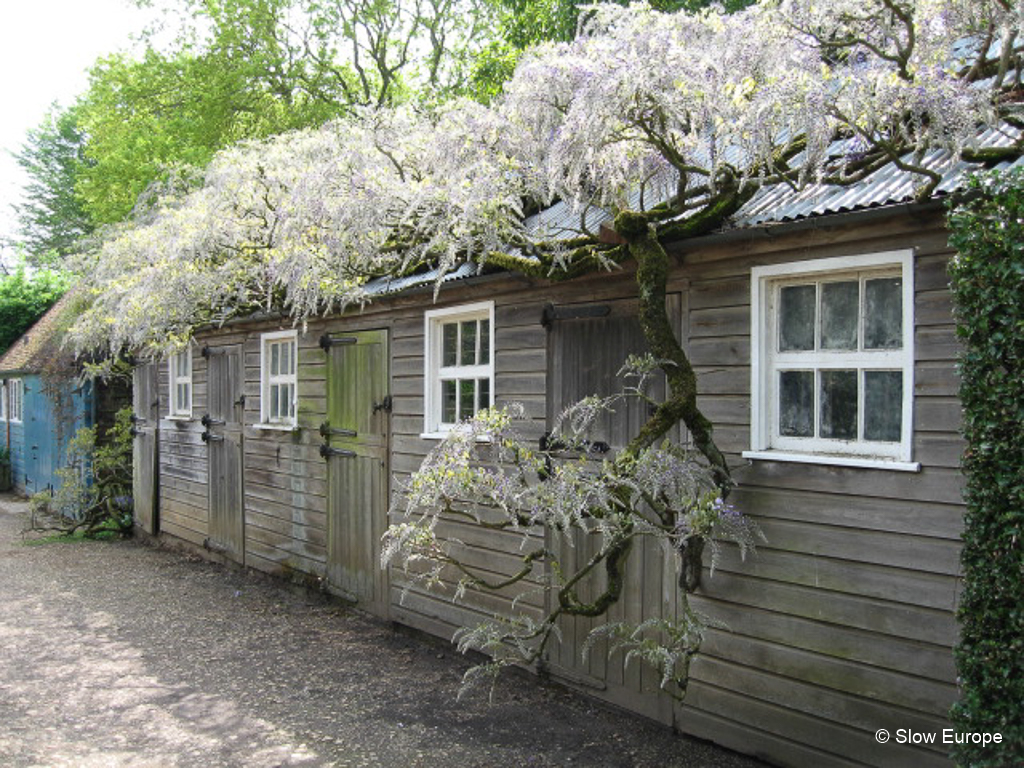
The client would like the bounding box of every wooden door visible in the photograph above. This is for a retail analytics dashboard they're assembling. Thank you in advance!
[543,295,681,723]
[132,363,160,535]
[322,329,390,617]
[204,344,245,563]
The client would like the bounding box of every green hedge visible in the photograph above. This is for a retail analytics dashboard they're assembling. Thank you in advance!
[947,168,1024,767]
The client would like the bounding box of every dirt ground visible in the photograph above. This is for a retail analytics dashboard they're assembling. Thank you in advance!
[0,495,770,768]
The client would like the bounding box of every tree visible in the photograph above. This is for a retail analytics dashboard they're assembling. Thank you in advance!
[69,0,1023,695]
[75,0,497,224]
[0,262,70,355]
[11,105,94,265]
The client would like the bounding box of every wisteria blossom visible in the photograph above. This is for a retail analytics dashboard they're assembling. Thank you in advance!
[70,0,1021,358]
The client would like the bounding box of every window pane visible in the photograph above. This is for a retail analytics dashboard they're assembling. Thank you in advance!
[284,382,295,419]
[270,343,280,376]
[779,285,816,351]
[442,324,457,367]
[290,342,297,375]
[459,379,476,420]
[820,281,859,350]
[865,277,902,349]
[478,378,490,412]
[270,383,280,419]
[460,321,477,366]
[442,380,457,423]
[479,319,490,364]
[779,371,814,437]
[864,371,902,442]
[820,370,858,439]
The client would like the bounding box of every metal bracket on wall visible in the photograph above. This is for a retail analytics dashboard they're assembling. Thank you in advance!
[319,444,356,459]
[319,334,358,351]
[319,422,357,438]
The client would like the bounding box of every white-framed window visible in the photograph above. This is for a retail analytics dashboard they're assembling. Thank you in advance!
[0,380,6,421]
[168,348,193,418]
[8,379,24,423]
[423,301,494,437]
[260,330,298,427]
[745,250,919,471]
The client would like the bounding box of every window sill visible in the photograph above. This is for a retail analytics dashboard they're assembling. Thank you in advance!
[165,415,192,422]
[252,422,300,432]
[741,450,921,473]
[419,430,493,442]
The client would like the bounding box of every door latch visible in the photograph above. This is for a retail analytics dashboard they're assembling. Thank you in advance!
[372,395,393,414]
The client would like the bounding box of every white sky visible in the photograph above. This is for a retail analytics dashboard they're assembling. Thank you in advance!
[0,0,158,266]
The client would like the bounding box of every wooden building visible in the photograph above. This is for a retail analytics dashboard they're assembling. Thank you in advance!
[133,162,1000,767]
[1,294,129,497]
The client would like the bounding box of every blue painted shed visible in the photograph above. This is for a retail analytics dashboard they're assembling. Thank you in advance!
[0,294,126,497]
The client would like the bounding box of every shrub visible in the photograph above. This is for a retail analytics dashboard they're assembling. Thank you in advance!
[947,168,1024,767]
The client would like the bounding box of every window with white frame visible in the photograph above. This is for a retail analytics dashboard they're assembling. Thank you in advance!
[8,379,24,423]
[169,349,193,417]
[0,380,6,421]
[261,330,298,426]
[746,250,917,469]
[424,302,494,436]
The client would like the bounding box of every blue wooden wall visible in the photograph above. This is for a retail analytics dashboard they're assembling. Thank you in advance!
[3,375,93,497]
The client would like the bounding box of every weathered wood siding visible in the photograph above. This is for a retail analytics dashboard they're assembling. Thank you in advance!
[669,210,963,767]
[148,208,965,768]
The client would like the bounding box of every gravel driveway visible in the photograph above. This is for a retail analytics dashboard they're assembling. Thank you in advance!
[0,495,769,768]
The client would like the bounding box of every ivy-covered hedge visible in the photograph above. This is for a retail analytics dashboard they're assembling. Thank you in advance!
[947,168,1024,767]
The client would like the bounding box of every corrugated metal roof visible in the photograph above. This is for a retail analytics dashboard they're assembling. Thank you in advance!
[524,124,1023,238]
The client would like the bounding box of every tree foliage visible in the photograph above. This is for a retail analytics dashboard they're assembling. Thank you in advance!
[11,105,95,264]
[947,168,1024,767]
[74,0,497,224]
[0,263,70,355]
[69,0,1023,695]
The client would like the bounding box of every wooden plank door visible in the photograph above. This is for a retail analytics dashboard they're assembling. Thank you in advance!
[204,344,245,563]
[543,295,681,723]
[132,362,160,535]
[322,329,390,617]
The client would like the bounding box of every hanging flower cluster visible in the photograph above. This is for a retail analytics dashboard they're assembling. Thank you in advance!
[69,0,1021,356]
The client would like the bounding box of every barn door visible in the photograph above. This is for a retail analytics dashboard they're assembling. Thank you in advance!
[203,344,245,563]
[543,295,682,723]
[132,362,160,535]
[321,329,390,617]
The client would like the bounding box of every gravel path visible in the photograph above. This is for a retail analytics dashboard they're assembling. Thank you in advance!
[0,494,769,768]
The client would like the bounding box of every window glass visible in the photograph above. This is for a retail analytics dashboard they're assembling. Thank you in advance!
[864,278,903,349]
[864,371,903,441]
[820,281,859,350]
[779,370,814,437]
[820,370,858,439]
[779,285,816,351]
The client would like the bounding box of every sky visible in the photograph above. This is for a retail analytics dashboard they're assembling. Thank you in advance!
[0,0,158,267]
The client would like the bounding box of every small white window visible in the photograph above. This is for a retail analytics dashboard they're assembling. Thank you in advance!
[169,349,193,418]
[261,330,298,427]
[423,301,494,437]
[9,379,24,423]
[746,251,918,470]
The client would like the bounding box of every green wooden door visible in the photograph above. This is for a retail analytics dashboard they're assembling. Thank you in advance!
[132,362,159,535]
[205,344,245,563]
[322,329,390,617]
